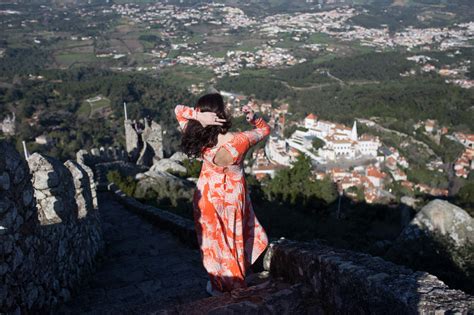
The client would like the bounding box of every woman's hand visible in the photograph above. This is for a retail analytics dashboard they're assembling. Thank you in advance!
[196,111,227,128]
[242,105,256,123]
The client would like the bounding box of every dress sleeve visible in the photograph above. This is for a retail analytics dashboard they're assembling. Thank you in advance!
[175,104,198,131]
[219,117,271,165]
[241,116,271,147]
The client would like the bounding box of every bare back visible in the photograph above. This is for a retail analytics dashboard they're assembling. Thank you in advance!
[213,132,235,167]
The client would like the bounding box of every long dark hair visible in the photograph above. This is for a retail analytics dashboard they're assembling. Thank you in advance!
[181,93,232,158]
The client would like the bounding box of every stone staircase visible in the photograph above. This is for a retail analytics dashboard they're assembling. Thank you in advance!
[57,191,299,314]
[57,192,209,314]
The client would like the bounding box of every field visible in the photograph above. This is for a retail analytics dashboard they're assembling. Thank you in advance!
[160,65,215,88]
[77,96,112,118]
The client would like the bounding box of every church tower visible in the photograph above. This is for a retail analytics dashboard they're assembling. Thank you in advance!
[351,121,358,141]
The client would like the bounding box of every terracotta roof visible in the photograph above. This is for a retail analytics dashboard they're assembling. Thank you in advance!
[334,123,351,131]
[306,113,317,120]
[386,156,397,164]
[253,165,283,171]
[359,134,378,141]
[425,120,436,127]
[367,167,385,179]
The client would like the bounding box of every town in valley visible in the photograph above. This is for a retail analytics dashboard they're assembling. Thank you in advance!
[1,0,473,220]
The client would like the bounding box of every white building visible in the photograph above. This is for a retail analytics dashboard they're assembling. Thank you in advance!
[265,136,291,166]
[357,134,380,157]
[321,137,357,159]
[304,113,318,129]
[453,132,474,148]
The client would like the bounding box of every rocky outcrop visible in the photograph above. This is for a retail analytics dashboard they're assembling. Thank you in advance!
[264,238,474,314]
[150,159,187,174]
[385,199,474,293]
[394,199,473,246]
[134,170,194,207]
[0,142,103,313]
[170,152,188,163]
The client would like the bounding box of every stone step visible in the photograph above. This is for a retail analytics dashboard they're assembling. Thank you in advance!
[153,275,322,315]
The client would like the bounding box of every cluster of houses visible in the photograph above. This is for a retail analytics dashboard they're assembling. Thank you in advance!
[264,113,382,167]
[406,54,473,89]
[111,2,256,30]
[258,8,356,38]
[108,3,473,84]
[252,142,431,204]
[231,97,463,203]
[176,47,304,78]
[452,132,474,178]
[335,23,474,51]
[303,114,380,160]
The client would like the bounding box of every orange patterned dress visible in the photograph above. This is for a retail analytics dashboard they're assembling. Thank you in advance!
[175,105,271,292]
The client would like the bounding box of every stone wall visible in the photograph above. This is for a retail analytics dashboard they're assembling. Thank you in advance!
[0,142,103,313]
[76,146,128,167]
[124,118,164,166]
[263,238,474,314]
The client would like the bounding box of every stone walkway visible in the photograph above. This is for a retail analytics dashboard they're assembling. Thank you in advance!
[58,192,209,314]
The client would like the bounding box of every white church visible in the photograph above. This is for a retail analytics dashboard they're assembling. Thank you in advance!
[297,113,381,161]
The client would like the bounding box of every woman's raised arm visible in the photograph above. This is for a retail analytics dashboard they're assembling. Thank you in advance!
[175,104,197,131]
[242,116,271,147]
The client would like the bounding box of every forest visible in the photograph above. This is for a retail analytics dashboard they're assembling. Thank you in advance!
[217,54,473,132]
[0,67,196,160]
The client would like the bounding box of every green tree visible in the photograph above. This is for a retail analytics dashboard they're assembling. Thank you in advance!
[107,170,137,196]
[457,181,474,216]
[182,158,202,178]
[264,154,337,211]
[312,137,325,150]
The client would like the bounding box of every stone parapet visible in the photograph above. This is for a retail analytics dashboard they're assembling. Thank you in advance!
[263,238,474,314]
[0,142,103,313]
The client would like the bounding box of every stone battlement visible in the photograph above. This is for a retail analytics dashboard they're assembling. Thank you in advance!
[76,146,128,167]
[0,141,103,313]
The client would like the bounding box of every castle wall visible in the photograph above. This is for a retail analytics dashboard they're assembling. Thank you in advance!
[124,120,140,162]
[124,118,164,166]
[264,238,474,313]
[0,142,103,313]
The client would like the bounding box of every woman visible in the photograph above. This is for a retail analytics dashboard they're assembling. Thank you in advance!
[174,93,270,296]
